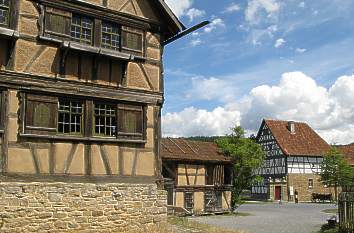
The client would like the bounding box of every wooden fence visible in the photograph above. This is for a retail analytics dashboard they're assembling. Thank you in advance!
[339,192,354,232]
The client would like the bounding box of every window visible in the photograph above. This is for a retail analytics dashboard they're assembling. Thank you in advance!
[94,103,117,137]
[184,192,194,212]
[0,0,9,27]
[215,191,223,210]
[122,27,143,55]
[204,191,214,212]
[101,21,120,50]
[42,7,145,56]
[23,94,146,141]
[118,104,144,139]
[71,14,93,45]
[58,99,83,134]
[25,94,58,135]
[44,7,71,39]
[308,178,314,189]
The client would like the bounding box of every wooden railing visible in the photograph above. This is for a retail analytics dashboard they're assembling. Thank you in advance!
[339,192,354,232]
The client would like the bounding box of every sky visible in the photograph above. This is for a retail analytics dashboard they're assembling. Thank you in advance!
[161,0,354,145]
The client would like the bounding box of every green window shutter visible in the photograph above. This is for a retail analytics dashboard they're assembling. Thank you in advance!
[121,26,144,56]
[44,7,72,40]
[25,94,58,135]
[117,104,144,140]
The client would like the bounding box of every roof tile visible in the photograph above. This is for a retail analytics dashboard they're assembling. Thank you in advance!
[161,138,232,163]
[263,119,331,156]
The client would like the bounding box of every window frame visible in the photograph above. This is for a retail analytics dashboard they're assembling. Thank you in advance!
[93,102,117,138]
[184,192,194,212]
[21,93,147,142]
[117,104,145,140]
[57,98,84,136]
[41,6,145,57]
[70,14,94,45]
[0,0,10,28]
[121,27,144,55]
[101,21,121,51]
[308,178,314,189]
[24,94,58,134]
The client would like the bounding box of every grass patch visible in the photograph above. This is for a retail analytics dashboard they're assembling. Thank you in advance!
[219,212,253,217]
[311,224,347,233]
[321,209,338,214]
[168,216,246,233]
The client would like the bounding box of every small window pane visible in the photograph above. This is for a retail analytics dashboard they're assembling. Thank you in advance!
[94,103,117,137]
[0,0,10,27]
[71,15,93,45]
[58,99,83,135]
[101,22,120,50]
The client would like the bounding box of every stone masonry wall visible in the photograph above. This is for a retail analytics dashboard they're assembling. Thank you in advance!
[0,181,167,233]
[287,174,334,202]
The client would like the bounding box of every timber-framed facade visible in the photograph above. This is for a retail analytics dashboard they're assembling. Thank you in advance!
[252,119,334,202]
[161,138,233,215]
[0,0,184,232]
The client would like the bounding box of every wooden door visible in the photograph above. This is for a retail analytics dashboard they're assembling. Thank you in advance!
[275,186,281,200]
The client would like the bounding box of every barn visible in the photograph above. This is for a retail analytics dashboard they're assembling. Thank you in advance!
[161,138,233,214]
[252,119,335,202]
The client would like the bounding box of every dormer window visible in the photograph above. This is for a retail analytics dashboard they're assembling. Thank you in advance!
[101,21,120,50]
[0,0,9,27]
[71,15,93,45]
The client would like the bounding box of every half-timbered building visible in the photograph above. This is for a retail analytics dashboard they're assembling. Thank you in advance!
[0,0,185,232]
[337,143,354,232]
[252,119,334,202]
[161,138,233,214]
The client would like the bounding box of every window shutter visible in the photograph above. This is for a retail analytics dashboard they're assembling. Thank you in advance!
[44,7,71,40]
[117,104,144,140]
[121,26,144,56]
[25,94,58,135]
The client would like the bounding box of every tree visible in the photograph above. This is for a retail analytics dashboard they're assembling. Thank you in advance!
[216,126,265,207]
[320,147,354,202]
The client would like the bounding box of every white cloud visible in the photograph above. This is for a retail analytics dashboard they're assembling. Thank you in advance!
[241,72,354,144]
[165,0,194,17]
[224,3,241,13]
[299,2,305,8]
[163,72,354,144]
[162,107,241,137]
[190,38,202,47]
[204,18,226,33]
[186,8,206,22]
[185,76,237,102]
[296,48,307,53]
[245,0,280,25]
[274,38,285,48]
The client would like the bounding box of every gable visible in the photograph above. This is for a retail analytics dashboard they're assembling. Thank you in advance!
[264,119,330,157]
[82,0,184,36]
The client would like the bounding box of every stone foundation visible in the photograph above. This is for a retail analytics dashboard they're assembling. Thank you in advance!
[287,174,334,202]
[0,181,167,232]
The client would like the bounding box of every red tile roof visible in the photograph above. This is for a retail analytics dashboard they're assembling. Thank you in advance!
[337,144,354,166]
[262,119,331,157]
[161,138,232,163]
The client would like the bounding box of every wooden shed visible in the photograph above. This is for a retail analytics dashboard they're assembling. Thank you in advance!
[161,138,233,214]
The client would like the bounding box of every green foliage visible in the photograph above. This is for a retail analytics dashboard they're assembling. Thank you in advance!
[320,147,354,201]
[216,126,265,206]
[183,136,225,143]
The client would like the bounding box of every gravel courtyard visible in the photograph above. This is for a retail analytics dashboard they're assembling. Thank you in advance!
[191,203,337,233]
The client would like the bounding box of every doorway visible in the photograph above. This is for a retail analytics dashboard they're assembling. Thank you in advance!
[275,186,281,200]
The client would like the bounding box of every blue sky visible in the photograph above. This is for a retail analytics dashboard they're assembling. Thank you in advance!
[162,0,354,144]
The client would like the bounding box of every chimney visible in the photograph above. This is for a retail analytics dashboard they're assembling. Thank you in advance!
[288,121,295,134]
